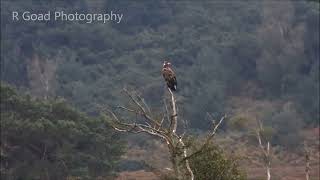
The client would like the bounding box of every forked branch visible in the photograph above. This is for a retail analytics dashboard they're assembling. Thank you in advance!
[255,119,271,180]
[181,115,226,162]
[104,87,225,180]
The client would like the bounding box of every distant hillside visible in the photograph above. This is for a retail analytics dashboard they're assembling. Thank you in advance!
[1,0,319,147]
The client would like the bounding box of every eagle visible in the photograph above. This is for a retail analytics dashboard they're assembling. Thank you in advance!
[162,61,177,91]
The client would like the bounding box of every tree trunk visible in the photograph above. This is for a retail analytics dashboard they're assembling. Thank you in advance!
[170,148,182,180]
[266,166,271,180]
[305,153,310,180]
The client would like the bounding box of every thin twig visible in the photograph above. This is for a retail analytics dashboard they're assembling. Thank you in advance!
[182,115,226,162]
[122,88,161,127]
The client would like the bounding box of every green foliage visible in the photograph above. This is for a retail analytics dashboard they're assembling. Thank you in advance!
[0,83,125,179]
[270,106,305,149]
[189,144,247,180]
[159,142,246,180]
[259,126,276,142]
[228,116,252,131]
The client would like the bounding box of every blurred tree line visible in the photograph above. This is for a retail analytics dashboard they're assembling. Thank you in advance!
[1,0,319,149]
[0,84,125,179]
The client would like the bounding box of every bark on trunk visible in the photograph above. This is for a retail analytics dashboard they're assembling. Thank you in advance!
[170,147,181,180]
[266,166,270,180]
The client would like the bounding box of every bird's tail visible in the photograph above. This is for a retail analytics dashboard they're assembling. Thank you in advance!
[170,85,177,91]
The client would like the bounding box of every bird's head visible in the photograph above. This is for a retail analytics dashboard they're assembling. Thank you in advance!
[163,61,171,68]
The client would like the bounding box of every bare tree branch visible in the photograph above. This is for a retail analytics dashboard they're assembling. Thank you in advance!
[168,88,178,134]
[122,88,147,114]
[304,141,311,180]
[104,87,225,180]
[158,116,165,131]
[182,115,226,162]
[163,98,170,126]
[255,121,271,180]
[122,88,161,127]
[178,137,194,180]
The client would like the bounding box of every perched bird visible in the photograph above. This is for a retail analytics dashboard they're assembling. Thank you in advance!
[162,61,177,91]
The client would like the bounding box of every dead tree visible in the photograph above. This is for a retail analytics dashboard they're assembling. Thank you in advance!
[256,119,272,180]
[104,88,225,180]
[27,54,58,100]
[304,142,311,180]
